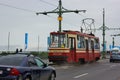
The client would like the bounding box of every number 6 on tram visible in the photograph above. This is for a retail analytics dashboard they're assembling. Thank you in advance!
[48,30,100,63]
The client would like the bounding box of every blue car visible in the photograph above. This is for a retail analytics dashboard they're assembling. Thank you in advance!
[0,54,56,80]
[110,47,120,62]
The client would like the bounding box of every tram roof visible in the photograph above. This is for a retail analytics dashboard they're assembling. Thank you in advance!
[50,30,99,39]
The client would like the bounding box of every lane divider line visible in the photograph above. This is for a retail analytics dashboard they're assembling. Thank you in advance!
[110,65,116,68]
[73,73,88,79]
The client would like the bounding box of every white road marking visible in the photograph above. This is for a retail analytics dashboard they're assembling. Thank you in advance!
[73,73,88,79]
[110,65,116,68]
[55,65,73,69]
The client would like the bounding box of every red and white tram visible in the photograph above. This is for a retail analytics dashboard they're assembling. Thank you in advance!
[48,30,100,63]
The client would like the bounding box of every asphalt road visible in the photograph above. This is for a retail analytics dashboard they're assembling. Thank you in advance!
[53,59,120,80]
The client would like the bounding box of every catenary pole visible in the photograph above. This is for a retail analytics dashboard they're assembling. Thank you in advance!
[8,32,10,53]
[36,0,86,32]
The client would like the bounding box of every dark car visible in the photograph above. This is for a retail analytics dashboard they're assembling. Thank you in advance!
[0,53,56,80]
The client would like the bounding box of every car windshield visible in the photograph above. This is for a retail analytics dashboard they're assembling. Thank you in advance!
[0,55,25,66]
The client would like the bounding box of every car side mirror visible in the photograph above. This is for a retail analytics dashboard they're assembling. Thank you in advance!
[43,63,48,67]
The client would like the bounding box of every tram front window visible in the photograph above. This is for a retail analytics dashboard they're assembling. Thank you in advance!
[50,34,66,48]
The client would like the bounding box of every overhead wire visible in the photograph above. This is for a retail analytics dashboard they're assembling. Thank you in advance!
[38,0,57,7]
[38,13,83,30]
[0,1,86,30]
[0,1,107,29]
[0,2,36,13]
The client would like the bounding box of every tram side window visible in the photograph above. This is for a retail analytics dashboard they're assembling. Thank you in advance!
[94,39,100,49]
[77,36,85,48]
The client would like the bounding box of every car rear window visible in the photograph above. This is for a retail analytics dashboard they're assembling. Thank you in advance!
[0,55,25,66]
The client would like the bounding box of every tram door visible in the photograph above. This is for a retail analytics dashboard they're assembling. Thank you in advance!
[69,37,76,62]
[85,39,89,62]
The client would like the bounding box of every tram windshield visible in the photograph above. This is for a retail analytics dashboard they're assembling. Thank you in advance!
[50,34,66,48]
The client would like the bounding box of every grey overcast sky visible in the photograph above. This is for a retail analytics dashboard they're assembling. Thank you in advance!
[0,0,120,51]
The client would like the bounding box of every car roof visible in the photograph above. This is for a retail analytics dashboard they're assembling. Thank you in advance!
[0,54,27,59]
[0,54,28,66]
[112,47,119,51]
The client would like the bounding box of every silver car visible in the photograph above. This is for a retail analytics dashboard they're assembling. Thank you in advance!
[110,52,120,62]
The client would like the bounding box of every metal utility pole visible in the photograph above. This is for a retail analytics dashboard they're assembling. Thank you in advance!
[102,8,106,58]
[112,37,115,47]
[99,8,109,58]
[36,0,86,32]
[8,32,10,53]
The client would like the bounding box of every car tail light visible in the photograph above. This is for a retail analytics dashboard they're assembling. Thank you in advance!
[10,68,20,76]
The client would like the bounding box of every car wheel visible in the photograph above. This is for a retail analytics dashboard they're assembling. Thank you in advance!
[49,73,55,80]
[110,59,113,62]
